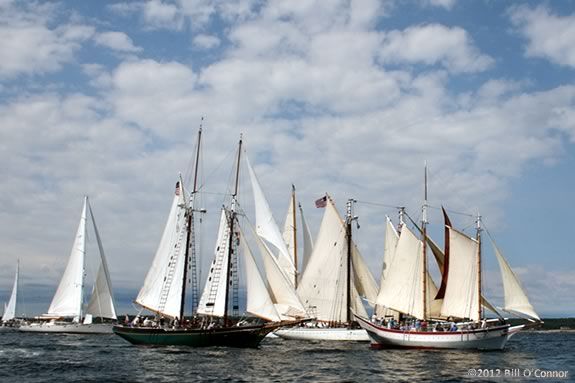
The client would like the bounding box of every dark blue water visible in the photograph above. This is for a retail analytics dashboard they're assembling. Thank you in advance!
[0,331,573,382]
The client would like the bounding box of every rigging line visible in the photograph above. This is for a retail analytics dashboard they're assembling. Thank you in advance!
[427,205,475,218]
[355,200,404,210]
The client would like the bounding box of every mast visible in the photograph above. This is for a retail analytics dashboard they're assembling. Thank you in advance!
[345,198,358,325]
[179,126,203,325]
[224,135,242,325]
[291,184,298,288]
[421,164,428,321]
[476,212,483,321]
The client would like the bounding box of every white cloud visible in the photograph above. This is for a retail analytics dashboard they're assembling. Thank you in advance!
[510,5,575,68]
[0,2,94,78]
[425,0,456,10]
[94,31,142,53]
[192,33,220,49]
[144,0,184,30]
[379,24,494,73]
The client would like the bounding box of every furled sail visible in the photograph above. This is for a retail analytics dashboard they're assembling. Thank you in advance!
[197,208,232,317]
[246,158,295,285]
[85,203,117,320]
[2,261,18,322]
[440,227,480,321]
[492,243,540,320]
[135,183,187,318]
[376,225,426,319]
[240,231,281,322]
[46,198,87,319]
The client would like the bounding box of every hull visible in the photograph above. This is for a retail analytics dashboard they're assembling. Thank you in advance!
[274,327,370,341]
[113,323,279,348]
[355,315,513,350]
[19,323,114,334]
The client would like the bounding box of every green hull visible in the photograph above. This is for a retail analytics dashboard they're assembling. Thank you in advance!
[113,324,276,348]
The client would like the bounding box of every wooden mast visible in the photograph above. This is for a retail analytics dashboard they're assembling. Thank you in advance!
[345,198,358,325]
[179,125,202,325]
[223,135,242,325]
[476,212,483,321]
[291,184,298,288]
[422,164,428,321]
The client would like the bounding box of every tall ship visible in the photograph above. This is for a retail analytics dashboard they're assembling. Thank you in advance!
[20,197,118,334]
[356,167,541,350]
[275,196,378,341]
[113,130,302,347]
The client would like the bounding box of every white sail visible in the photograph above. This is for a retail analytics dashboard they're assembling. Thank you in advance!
[135,184,187,318]
[375,218,400,318]
[197,208,232,317]
[376,225,426,319]
[440,227,480,321]
[297,197,350,322]
[2,261,18,322]
[351,244,378,306]
[299,203,314,276]
[85,203,117,320]
[246,158,296,285]
[253,230,306,319]
[46,198,87,318]
[492,243,540,320]
[281,192,296,282]
[241,231,281,322]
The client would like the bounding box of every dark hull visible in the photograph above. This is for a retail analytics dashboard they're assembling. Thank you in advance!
[113,323,279,348]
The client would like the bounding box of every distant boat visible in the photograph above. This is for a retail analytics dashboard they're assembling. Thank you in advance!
[356,167,541,350]
[276,196,378,341]
[20,197,117,334]
[0,260,20,330]
[113,132,299,347]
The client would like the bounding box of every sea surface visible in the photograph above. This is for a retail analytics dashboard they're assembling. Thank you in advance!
[0,331,573,382]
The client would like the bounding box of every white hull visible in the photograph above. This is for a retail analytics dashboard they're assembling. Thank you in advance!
[19,322,113,334]
[274,326,370,341]
[355,315,519,350]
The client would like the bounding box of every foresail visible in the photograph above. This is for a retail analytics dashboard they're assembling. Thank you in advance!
[197,208,231,317]
[299,203,314,275]
[240,230,281,322]
[492,243,540,320]
[376,218,400,318]
[351,244,378,306]
[281,193,296,282]
[376,225,425,319]
[246,158,295,284]
[85,202,117,319]
[47,198,87,318]
[440,227,480,321]
[297,197,348,322]
[135,185,187,318]
[1,262,18,321]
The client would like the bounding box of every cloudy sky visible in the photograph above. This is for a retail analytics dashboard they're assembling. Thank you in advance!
[0,0,574,318]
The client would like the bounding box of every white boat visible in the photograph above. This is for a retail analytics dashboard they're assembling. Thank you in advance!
[357,167,541,350]
[274,196,378,341]
[20,197,117,334]
[1,261,21,331]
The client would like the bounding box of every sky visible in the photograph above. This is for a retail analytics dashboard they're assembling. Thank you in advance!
[0,0,574,318]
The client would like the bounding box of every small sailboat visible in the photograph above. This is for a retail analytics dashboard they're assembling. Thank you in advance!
[1,260,20,330]
[113,133,299,347]
[275,196,378,341]
[355,168,541,350]
[20,197,117,334]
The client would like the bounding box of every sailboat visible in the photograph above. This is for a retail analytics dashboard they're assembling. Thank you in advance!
[113,133,298,347]
[1,261,20,330]
[19,197,117,334]
[275,195,379,341]
[355,169,541,350]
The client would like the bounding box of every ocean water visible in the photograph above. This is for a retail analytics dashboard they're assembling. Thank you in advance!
[0,331,572,382]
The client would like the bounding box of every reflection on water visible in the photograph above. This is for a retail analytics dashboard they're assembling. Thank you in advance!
[0,332,572,382]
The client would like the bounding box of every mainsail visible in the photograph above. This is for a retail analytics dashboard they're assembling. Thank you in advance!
[46,198,87,319]
[299,202,314,275]
[135,183,187,318]
[2,261,18,322]
[492,242,540,320]
[196,208,232,317]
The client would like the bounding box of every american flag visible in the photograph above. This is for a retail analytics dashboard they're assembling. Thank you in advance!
[315,195,327,208]
[175,181,180,196]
